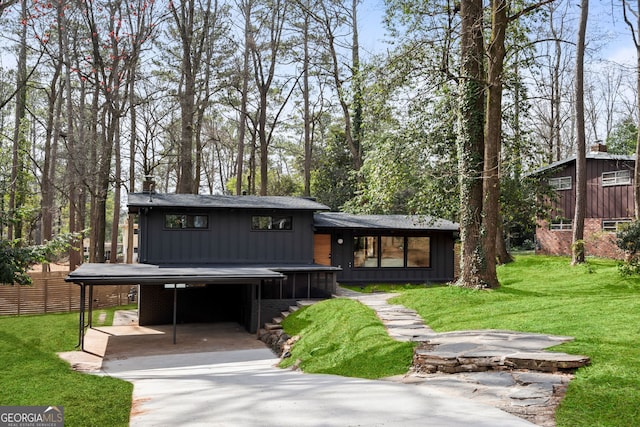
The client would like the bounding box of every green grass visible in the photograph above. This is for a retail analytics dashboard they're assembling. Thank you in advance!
[282,255,640,426]
[279,298,415,378]
[0,306,133,426]
[390,255,640,427]
[342,283,441,293]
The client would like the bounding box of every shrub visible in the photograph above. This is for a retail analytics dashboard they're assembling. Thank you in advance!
[616,220,640,275]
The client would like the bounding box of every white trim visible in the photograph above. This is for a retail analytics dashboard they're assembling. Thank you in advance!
[549,176,572,190]
[602,170,631,187]
[602,219,632,232]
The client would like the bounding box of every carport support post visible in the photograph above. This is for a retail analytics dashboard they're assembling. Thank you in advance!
[77,283,86,350]
[256,281,262,335]
[88,284,94,329]
[173,284,177,344]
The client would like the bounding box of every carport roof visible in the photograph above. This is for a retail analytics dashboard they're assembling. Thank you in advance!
[65,263,286,285]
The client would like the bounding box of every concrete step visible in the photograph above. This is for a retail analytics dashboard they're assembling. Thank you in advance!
[264,323,283,331]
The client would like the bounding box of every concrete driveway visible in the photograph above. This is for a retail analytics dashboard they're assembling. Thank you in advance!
[102,347,536,427]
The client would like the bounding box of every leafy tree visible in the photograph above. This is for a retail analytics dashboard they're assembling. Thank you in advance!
[311,127,358,211]
[0,233,79,285]
[606,117,638,155]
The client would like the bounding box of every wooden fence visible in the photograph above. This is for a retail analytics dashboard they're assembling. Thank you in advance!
[0,271,134,316]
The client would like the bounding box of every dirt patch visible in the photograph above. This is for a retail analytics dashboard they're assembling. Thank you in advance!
[130,397,151,417]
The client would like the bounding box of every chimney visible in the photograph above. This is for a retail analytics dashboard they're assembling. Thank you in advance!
[142,175,156,193]
[590,143,607,153]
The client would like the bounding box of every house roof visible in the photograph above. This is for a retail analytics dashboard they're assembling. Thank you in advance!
[530,152,635,175]
[314,212,459,231]
[127,193,330,212]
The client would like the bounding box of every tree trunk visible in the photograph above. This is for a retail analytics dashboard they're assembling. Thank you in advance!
[303,11,311,196]
[456,0,486,289]
[9,0,28,241]
[572,0,588,265]
[236,0,252,196]
[625,0,640,218]
[479,0,508,288]
[42,60,63,248]
[496,214,513,264]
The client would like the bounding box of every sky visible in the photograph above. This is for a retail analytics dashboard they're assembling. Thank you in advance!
[357,0,636,67]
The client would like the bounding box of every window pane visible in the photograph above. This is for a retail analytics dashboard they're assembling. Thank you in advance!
[407,237,430,267]
[381,236,404,267]
[165,214,186,229]
[252,216,293,230]
[192,215,208,228]
[353,236,378,267]
[165,214,208,229]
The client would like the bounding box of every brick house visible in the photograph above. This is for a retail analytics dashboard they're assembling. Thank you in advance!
[534,144,635,259]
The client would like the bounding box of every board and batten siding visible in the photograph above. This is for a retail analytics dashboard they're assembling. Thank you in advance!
[547,158,635,220]
[139,209,316,265]
[321,230,455,284]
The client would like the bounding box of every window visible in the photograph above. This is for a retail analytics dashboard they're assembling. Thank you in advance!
[550,219,572,231]
[381,236,404,267]
[549,176,572,190]
[354,236,431,268]
[602,219,632,232]
[165,214,209,229]
[602,170,631,186]
[251,215,292,230]
[353,236,379,267]
[407,237,431,267]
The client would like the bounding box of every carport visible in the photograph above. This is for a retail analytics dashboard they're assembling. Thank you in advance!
[65,263,285,352]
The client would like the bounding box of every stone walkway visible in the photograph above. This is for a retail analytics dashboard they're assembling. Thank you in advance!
[335,288,590,427]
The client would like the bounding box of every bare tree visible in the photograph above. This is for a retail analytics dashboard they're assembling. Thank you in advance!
[572,0,588,264]
[623,0,640,218]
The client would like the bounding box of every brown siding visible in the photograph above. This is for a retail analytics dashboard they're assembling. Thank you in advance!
[546,158,634,219]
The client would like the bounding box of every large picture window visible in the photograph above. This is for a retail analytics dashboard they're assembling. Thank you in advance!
[381,236,404,267]
[251,215,293,230]
[354,235,431,268]
[165,214,208,229]
[407,237,431,267]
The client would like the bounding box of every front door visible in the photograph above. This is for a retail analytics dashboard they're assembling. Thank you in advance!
[314,234,332,266]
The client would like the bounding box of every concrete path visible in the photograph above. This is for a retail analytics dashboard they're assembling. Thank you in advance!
[102,348,536,427]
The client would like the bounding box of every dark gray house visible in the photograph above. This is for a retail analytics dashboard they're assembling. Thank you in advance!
[313,213,458,284]
[67,193,458,341]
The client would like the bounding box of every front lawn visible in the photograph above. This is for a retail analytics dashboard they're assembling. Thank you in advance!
[282,255,639,426]
[0,306,133,426]
[391,255,640,427]
[279,298,415,378]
